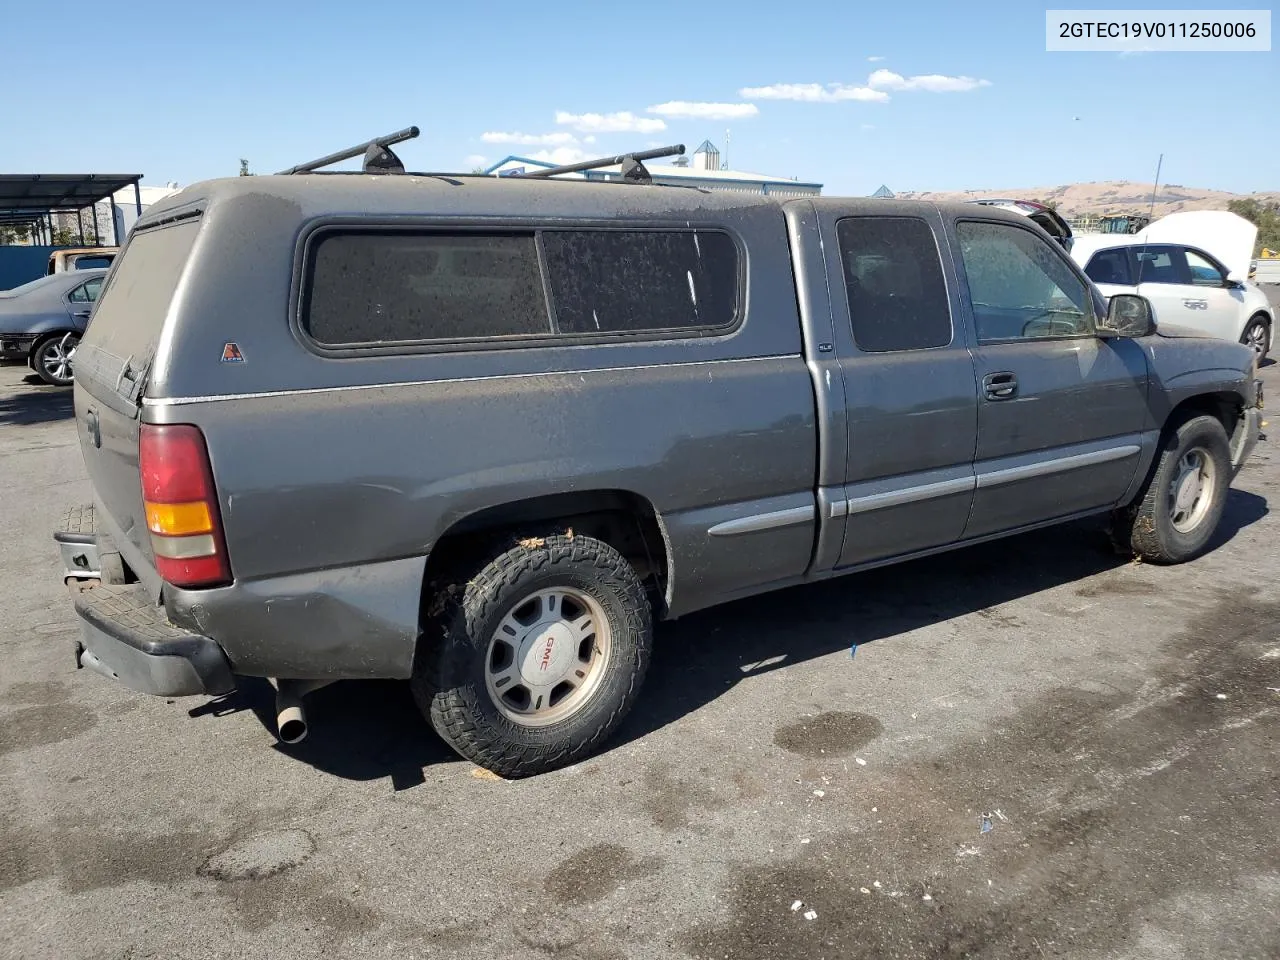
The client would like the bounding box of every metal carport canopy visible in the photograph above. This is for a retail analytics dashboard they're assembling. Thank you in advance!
[0,173,142,212]
[0,173,144,246]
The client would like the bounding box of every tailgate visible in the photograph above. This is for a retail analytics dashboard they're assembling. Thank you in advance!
[74,218,202,598]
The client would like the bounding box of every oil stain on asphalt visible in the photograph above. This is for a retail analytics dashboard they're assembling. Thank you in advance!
[773,711,884,758]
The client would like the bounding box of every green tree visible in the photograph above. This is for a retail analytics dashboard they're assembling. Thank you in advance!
[52,228,81,246]
[1227,198,1280,256]
[239,159,254,177]
[0,224,31,244]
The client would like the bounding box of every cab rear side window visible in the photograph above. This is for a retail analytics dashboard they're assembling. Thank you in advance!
[836,217,952,352]
[303,232,551,345]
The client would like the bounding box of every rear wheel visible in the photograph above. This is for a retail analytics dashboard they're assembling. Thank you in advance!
[33,333,79,386]
[1241,315,1270,361]
[414,534,652,778]
[1112,414,1231,563]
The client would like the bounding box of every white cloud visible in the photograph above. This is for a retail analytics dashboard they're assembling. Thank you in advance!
[528,147,592,165]
[867,68,990,92]
[647,101,760,120]
[481,131,579,145]
[739,83,888,103]
[555,110,666,133]
[465,154,489,168]
[867,55,886,62]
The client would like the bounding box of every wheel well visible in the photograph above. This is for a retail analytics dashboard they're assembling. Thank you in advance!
[30,331,74,351]
[420,490,670,621]
[1167,391,1243,445]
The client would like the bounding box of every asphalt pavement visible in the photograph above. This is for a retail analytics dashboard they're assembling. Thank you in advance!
[1,350,1278,960]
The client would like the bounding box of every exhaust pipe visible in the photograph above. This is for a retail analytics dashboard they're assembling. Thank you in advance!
[273,679,333,744]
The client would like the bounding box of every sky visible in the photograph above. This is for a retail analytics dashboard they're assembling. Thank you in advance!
[1,0,1276,196]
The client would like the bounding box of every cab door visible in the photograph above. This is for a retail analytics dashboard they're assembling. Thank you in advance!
[812,202,979,569]
[952,217,1150,538]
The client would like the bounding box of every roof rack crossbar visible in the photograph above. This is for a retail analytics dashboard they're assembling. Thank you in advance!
[278,126,421,175]
[516,144,686,179]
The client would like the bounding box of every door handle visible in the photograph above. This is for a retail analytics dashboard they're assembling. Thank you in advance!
[983,371,1018,401]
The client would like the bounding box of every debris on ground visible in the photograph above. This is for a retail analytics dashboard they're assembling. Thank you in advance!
[790,900,803,912]
[803,909,817,921]
[981,814,993,834]
[860,887,871,894]
[1215,693,1228,700]
[922,894,933,902]
[855,758,867,766]
[873,881,882,889]
[800,838,811,844]
[994,809,1009,822]
[813,790,825,798]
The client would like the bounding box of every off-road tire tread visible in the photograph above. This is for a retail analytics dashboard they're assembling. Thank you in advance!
[1118,414,1231,564]
[413,534,651,778]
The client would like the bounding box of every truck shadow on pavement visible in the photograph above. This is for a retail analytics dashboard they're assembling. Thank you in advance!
[0,377,73,426]
[202,489,1266,787]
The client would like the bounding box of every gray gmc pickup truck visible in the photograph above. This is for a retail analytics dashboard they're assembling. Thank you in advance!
[54,151,1262,777]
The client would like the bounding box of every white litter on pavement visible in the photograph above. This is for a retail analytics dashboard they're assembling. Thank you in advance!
[791,900,803,912]
[855,758,867,766]
[871,807,878,812]
[803,910,817,921]
[873,881,882,888]
[800,838,811,844]
[994,810,1009,822]
[860,887,871,894]
[813,790,825,798]
[1215,693,1228,700]
[922,894,933,901]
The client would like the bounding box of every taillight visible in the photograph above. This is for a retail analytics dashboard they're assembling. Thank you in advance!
[139,423,231,587]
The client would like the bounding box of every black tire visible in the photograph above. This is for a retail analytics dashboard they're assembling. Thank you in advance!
[32,334,78,387]
[1240,315,1270,362]
[1112,414,1231,564]
[414,534,652,778]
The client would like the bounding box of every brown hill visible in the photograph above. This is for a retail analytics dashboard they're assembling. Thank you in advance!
[895,180,1280,219]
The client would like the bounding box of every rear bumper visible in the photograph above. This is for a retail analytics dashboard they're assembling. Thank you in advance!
[0,335,35,360]
[72,582,235,697]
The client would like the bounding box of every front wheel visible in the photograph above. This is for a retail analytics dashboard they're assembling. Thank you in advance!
[33,333,79,386]
[414,534,652,778]
[1240,315,1270,362]
[1112,414,1231,563]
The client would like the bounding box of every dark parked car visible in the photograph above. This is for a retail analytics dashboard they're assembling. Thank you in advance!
[53,155,1261,778]
[0,269,107,385]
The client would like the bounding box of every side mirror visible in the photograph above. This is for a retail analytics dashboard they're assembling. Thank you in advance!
[1098,294,1155,339]
[1225,270,1245,288]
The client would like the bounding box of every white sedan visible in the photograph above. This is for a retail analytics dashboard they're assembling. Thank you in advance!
[1070,213,1274,360]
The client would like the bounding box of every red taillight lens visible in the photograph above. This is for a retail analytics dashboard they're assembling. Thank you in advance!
[138,423,231,588]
